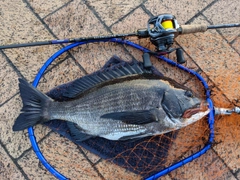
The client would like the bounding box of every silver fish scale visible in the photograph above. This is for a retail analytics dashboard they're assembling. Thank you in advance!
[49,79,168,137]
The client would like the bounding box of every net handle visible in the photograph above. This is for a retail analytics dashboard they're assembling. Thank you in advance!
[29,38,214,180]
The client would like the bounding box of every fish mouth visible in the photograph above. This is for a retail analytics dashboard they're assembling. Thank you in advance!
[182,101,209,118]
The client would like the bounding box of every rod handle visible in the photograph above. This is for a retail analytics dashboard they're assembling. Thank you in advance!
[179,25,208,34]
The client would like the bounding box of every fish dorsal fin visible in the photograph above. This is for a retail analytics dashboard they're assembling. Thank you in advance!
[63,56,147,99]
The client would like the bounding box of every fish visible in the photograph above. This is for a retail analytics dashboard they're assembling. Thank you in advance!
[13,56,209,141]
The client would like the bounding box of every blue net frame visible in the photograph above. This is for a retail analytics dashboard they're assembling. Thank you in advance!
[29,38,214,180]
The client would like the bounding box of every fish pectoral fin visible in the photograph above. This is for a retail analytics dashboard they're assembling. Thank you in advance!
[67,122,93,142]
[100,109,159,125]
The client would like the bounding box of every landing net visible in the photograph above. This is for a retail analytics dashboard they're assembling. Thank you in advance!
[29,38,215,179]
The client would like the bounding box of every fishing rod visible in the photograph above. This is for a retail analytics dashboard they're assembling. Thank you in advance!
[1,14,239,55]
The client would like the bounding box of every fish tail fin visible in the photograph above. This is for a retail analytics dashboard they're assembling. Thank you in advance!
[13,78,52,131]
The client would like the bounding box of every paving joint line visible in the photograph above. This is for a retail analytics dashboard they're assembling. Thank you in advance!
[23,0,88,75]
[182,68,201,85]
[93,158,103,166]
[0,140,30,180]
[0,92,19,108]
[0,50,24,79]
[140,3,154,17]
[29,55,71,86]
[83,0,113,34]
[77,146,106,180]
[179,45,236,106]
[179,9,240,105]
[83,0,139,62]
[229,34,239,45]
[201,12,240,56]
[41,55,71,75]
[185,0,219,24]
[233,169,240,178]
[175,40,239,108]
[174,41,207,76]
[211,147,239,179]
[109,0,148,29]
[42,0,74,20]
[15,130,54,161]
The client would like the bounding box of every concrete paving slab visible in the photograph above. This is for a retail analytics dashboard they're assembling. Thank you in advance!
[44,0,108,39]
[169,149,237,180]
[232,37,240,54]
[0,53,18,105]
[71,42,134,74]
[111,7,150,34]
[0,145,25,180]
[18,132,101,179]
[44,0,123,74]
[0,95,51,158]
[203,0,240,42]
[80,146,101,164]
[86,0,145,26]
[144,0,214,24]
[37,56,85,92]
[0,0,63,81]
[28,0,71,18]
[213,113,240,174]
[176,15,240,106]
[0,0,52,45]
[3,45,64,82]
[95,159,141,180]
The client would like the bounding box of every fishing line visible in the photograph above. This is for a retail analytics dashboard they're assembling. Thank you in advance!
[29,38,214,180]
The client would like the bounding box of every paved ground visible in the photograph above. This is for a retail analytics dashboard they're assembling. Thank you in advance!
[0,0,239,179]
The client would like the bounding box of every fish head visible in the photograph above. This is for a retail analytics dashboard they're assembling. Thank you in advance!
[161,83,209,124]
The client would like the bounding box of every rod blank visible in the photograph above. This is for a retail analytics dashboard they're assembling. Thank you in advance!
[0,23,239,49]
[207,23,240,29]
[0,32,137,49]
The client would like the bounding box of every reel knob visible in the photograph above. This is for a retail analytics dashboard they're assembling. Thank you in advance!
[176,48,186,64]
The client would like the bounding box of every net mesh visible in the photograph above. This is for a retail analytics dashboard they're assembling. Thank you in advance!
[34,37,236,179]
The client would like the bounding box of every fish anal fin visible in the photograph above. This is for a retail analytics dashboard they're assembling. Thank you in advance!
[67,122,93,142]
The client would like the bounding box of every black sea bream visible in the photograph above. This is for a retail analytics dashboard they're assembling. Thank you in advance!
[13,57,209,141]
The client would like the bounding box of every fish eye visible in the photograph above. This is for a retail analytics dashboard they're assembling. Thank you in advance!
[184,90,193,97]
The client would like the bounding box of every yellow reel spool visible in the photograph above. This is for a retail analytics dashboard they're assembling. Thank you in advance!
[161,20,174,29]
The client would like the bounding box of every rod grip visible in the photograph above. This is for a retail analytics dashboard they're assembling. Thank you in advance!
[180,25,208,34]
